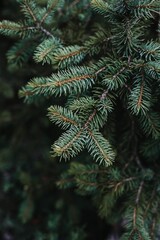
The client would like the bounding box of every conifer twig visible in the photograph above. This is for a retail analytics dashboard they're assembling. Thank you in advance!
[135,180,144,205]
[40,0,60,24]
[114,177,137,192]
[24,0,38,23]
[38,25,54,38]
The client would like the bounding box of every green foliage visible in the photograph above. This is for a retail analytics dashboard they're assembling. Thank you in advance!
[1,0,160,239]
[90,0,109,15]
[86,130,115,165]
[21,66,94,98]
[128,74,151,115]
[34,38,62,64]
[52,45,86,68]
[48,105,79,129]
[0,20,36,37]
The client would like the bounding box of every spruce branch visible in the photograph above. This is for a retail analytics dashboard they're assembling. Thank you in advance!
[86,129,115,166]
[143,188,156,221]
[22,0,38,23]
[133,208,138,230]
[53,46,86,68]
[130,0,160,19]
[0,20,36,37]
[22,67,94,97]
[84,30,112,55]
[69,0,81,8]
[150,216,156,240]
[102,62,130,90]
[40,0,63,25]
[128,72,151,115]
[69,97,96,112]
[7,39,36,66]
[113,177,138,193]
[84,109,97,129]
[21,0,56,38]
[34,38,61,64]
[1,0,160,237]
[95,66,107,76]
[99,89,109,100]
[149,203,159,240]
[90,0,109,15]
[135,180,144,205]
[48,105,79,129]
[139,111,160,139]
[52,126,87,160]
[38,25,55,38]
[136,80,144,109]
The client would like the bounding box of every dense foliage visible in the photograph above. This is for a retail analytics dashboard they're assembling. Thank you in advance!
[0,0,160,239]
[0,1,103,240]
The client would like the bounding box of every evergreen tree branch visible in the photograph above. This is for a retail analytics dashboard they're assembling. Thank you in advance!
[48,105,79,129]
[24,67,94,97]
[0,21,36,36]
[22,0,55,38]
[149,204,159,240]
[53,46,86,68]
[1,0,160,237]
[135,180,144,205]
[150,217,156,240]
[91,0,109,15]
[38,25,54,38]
[113,177,138,192]
[34,38,61,64]
[137,80,144,109]
[23,0,38,23]
[40,0,62,25]
[52,126,86,160]
[143,188,156,221]
[86,129,115,165]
